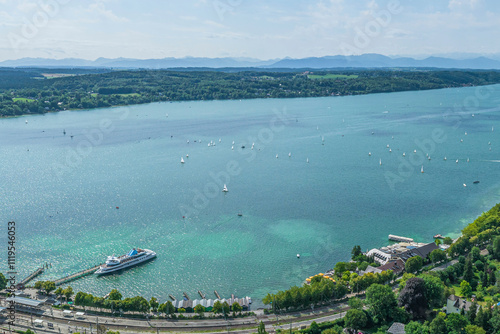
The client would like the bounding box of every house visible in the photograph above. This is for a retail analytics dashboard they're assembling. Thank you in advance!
[398,242,439,262]
[377,259,406,276]
[360,265,383,276]
[446,295,476,314]
[387,322,406,334]
[366,248,392,265]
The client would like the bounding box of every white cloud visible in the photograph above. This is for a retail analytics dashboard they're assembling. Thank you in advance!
[87,2,128,22]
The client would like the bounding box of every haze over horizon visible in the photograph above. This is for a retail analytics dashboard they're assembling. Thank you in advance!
[1,0,500,62]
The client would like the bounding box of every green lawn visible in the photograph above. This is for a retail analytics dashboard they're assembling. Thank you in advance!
[308,74,359,80]
[13,97,34,102]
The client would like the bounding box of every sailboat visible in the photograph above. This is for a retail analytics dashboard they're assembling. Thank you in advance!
[306,158,309,163]
[379,158,382,166]
[403,152,405,157]
[369,152,372,156]
[444,157,447,161]
[222,184,228,192]
[421,165,424,173]
[180,157,185,164]
[288,152,291,157]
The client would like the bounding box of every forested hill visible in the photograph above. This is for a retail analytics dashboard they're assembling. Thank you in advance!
[1,68,500,117]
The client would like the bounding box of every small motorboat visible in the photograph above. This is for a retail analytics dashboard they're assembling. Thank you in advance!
[473,180,480,184]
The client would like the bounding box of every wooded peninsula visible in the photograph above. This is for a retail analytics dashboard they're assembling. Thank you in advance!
[1,67,500,117]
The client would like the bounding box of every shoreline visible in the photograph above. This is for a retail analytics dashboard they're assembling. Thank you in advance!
[2,81,500,119]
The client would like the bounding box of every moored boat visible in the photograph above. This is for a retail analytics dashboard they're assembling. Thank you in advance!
[95,248,156,275]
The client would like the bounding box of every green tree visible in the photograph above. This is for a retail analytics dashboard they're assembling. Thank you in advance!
[489,270,496,286]
[213,300,222,314]
[351,245,362,260]
[489,307,500,333]
[405,256,423,274]
[0,273,7,290]
[461,281,473,298]
[108,289,122,301]
[194,304,205,317]
[430,313,448,334]
[467,302,478,324]
[405,321,430,334]
[348,297,363,310]
[34,281,44,291]
[258,321,267,334]
[444,237,453,245]
[158,301,175,318]
[463,258,474,283]
[465,324,486,334]
[232,301,243,314]
[493,236,500,259]
[481,268,489,288]
[475,307,489,331]
[471,247,481,262]
[43,281,56,294]
[365,283,397,324]
[435,238,442,246]
[344,309,367,332]
[55,287,63,301]
[222,301,230,317]
[446,313,469,334]
[421,273,445,308]
[430,249,447,264]
[309,321,320,334]
[149,297,159,312]
[63,286,74,302]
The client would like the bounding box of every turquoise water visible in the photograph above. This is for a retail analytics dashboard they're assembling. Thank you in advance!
[1,85,499,306]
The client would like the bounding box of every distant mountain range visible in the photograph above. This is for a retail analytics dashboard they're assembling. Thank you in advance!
[2,54,500,70]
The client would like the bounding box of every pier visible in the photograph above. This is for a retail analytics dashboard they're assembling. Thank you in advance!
[19,267,45,287]
[198,290,206,299]
[183,292,190,300]
[214,290,221,299]
[54,264,102,286]
[388,234,414,243]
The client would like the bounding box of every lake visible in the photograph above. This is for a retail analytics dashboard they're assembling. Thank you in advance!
[1,84,499,306]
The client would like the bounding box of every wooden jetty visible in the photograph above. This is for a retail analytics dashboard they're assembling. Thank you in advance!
[169,294,176,301]
[20,267,45,286]
[214,290,221,299]
[198,290,206,299]
[183,292,190,300]
[54,264,102,286]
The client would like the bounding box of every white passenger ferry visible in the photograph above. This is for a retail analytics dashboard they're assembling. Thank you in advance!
[95,248,156,275]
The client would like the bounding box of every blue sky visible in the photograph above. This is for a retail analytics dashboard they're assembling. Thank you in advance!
[1,0,500,61]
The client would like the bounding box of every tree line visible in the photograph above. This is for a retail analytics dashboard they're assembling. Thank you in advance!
[2,68,500,117]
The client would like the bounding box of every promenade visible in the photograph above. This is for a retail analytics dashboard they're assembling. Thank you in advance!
[1,298,349,334]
